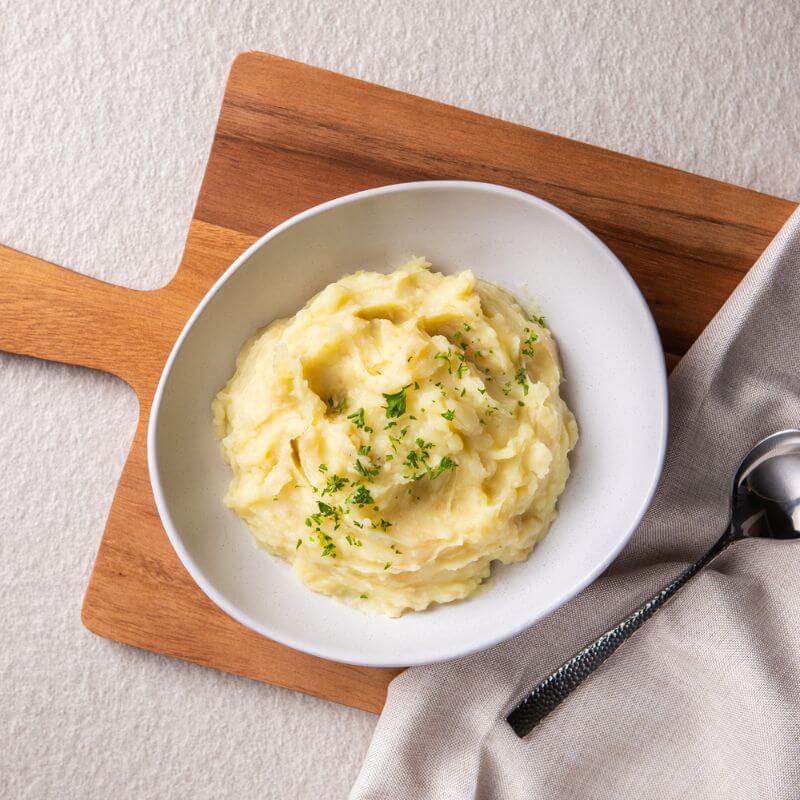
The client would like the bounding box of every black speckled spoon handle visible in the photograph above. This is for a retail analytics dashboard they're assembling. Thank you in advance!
[506,530,735,737]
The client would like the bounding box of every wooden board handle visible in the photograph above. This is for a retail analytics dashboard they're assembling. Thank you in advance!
[0,244,168,392]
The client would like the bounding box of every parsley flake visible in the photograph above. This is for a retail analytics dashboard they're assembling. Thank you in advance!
[322,474,348,496]
[325,397,346,414]
[434,349,453,373]
[354,458,381,480]
[515,367,529,396]
[382,385,411,418]
[428,455,458,480]
[347,484,374,507]
[347,407,373,432]
[521,327,539,357]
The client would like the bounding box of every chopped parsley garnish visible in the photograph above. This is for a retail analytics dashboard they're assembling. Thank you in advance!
[318,463,328,472]
[345,535,363,547]
[404,450,420,470]
[296,538,302,549]
[478,387,486,395]
[463,322,472,331]
[391,545,403,554]
[310,526,338,557]
[310,501,344,530]
[428,455,458,480]
[374,518,392,531]
[515,367,529,396]
[382,384,411,418]
[325,397,346,413]
[347,407,373,432]
[316,500,342,530]
[347,484,374,507]
[320,540,337,558]
[354,458,381,479]
[502,382,512,396]
[384,562,392,570]
[358,444,371,456]
[521,327,539,357]
[360,593,368,599]
[434,349,453,373]
[403,439,433,473]
[322,474,348,496]
[441,409,455,421]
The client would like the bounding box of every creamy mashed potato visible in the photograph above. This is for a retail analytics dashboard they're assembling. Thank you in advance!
[212,259,577,616]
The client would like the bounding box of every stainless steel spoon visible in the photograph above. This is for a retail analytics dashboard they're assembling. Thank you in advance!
[507,429,800,737]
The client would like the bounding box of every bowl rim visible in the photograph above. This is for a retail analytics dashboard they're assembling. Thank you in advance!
[147,180,668,667]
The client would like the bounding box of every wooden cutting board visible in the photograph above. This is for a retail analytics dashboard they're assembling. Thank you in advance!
[0,52,794,714]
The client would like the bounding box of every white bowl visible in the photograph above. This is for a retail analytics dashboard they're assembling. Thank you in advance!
[148,181,667,667]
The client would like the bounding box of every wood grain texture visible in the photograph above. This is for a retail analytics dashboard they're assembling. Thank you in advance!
[0,51,795,713]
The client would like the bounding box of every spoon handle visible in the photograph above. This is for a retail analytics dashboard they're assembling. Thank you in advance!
[506,531,735,737]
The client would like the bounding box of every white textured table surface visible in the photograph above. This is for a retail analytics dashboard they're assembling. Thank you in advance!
[1,2,797,798]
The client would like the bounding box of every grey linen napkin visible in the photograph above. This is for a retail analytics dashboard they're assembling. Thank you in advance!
[351,207,800,800]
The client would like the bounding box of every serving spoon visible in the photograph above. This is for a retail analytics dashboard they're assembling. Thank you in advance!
[507,429,800,737]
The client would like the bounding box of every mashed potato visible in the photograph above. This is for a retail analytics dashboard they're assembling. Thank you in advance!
[212,259,577,616]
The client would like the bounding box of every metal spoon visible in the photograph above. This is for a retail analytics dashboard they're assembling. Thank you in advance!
[507,429,800,737]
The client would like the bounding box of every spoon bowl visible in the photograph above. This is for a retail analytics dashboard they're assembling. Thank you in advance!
[733,429,800,540]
